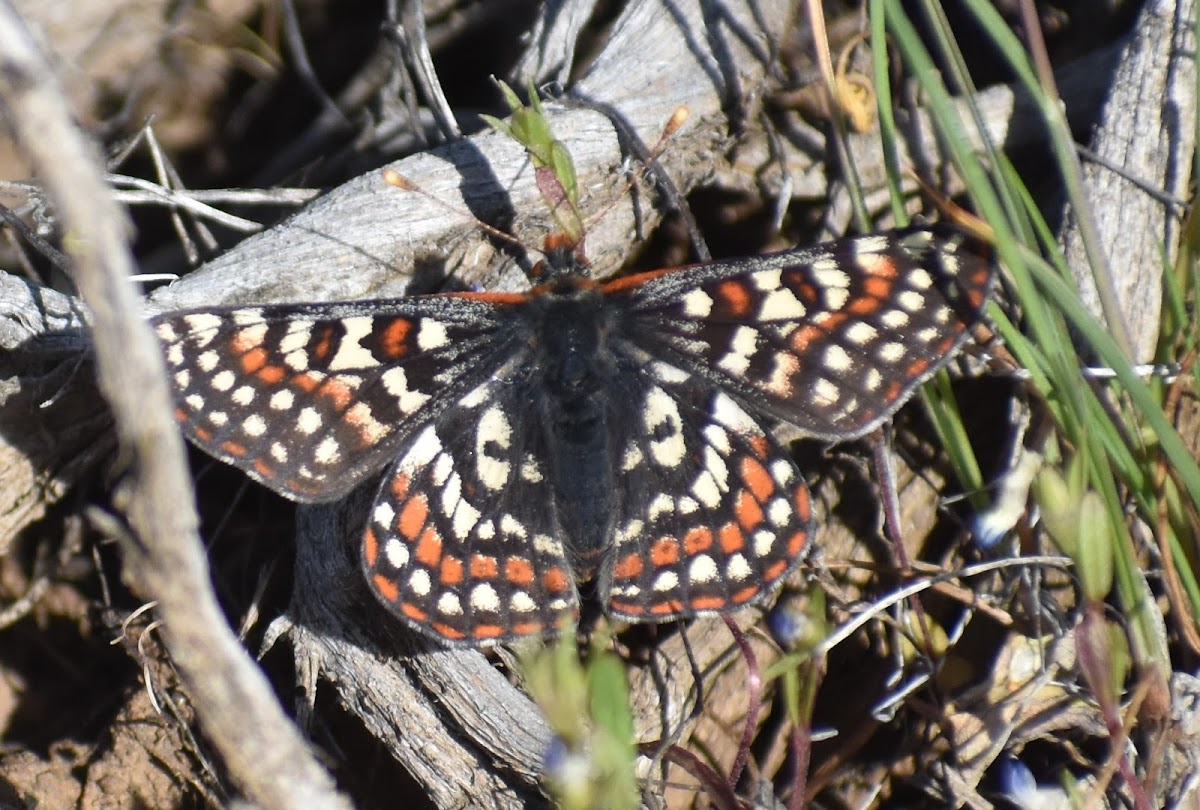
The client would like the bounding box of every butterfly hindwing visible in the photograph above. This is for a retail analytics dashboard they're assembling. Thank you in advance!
[361,375,580,644]
[598,355,814,622]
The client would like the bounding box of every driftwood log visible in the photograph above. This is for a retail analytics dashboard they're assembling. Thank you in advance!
[0,0,1195,807]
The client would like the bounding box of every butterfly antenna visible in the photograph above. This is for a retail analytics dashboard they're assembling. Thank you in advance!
[577,105,692,245]
[381,169,534,255]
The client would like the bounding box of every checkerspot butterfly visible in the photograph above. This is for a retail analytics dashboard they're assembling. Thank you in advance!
[151,223,992,644]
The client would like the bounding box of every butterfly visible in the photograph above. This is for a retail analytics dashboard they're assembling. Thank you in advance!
[151,226,992,644]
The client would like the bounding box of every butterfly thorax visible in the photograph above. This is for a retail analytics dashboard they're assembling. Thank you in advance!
[522,276,620,578]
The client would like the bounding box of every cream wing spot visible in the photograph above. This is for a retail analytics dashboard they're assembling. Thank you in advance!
[813,378,840,407]
[822,345,852,373]
[381,367,432,413]
[652,571,679,592]
[682,288,713,318]
[314,436,341,465]
[470,583,501,612]
[716,326,757,375]
[328,317,378,371]
[279,321,315,354]
[726,554,752,581]
[644,387,686,467]
[760,287,804,320]
[510,591,536,613]
[689,555,719,583]
[878,342,906,363]
[184,313,222,334]
[417,320,449,351]
[297,407,322,435]
[384,537,409,569]
[437,593,463,616]
[408,569,431,596]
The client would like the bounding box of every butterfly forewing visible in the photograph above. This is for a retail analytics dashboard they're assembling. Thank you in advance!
[152,296,516,501]
[611,228,992,441]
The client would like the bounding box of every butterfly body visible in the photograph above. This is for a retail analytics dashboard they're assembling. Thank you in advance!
[152,227,992,644]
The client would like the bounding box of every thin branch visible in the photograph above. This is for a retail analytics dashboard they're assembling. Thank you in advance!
[0,4,347,808]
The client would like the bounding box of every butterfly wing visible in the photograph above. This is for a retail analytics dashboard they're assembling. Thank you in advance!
[597,353,814,622]
[361,374,580,644]
[152,294,522,502]
[608,227,993,442]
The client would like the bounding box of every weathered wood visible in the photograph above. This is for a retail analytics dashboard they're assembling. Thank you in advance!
[0,1,1148,806]
[1059,0,1196,362]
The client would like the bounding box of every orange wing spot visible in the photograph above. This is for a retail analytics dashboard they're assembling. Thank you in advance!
[432,622,465,640]
[318,378,353,410]
[293,374,320,393]
[793,485,812,519]
[862,253,899,278]
[472,625,504,640]
[934,335,957,355]
[379,319,412,358]
[609,599,640,614]
[719,522,745,553]
[735,491,765,531]
[715,280,752,317]
[470,555,498,579]
[883,380,903,401]
[221,440,248,457]
[363,527,379,567]
[373,574,400,602]
[253,458,274,478]
[747,434,769,459]
[542,566,569,593]
[240,347,268,374]
[312,327,335,361]
[193,426,212,442]
[904,357,931,378]
[440,555,464,586]
[509,621,544,637]
[863,276,892,299]
[649,599,683,616]
[732,584,760,603]
[613,553,644,580]
[789,311,846,351]
[740,457,775,502]
[683,527,713,554]
[504,557,534,586]
[787,529,809,557]
[763,560,787,581]
[398,494,429,540]
[258,365,286,385]
[650,537,680,566]
[390,472,411,500]
[413,528,443,567]
[848,293,883,315]
[173,407,188,423]
[690,595,726,611]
